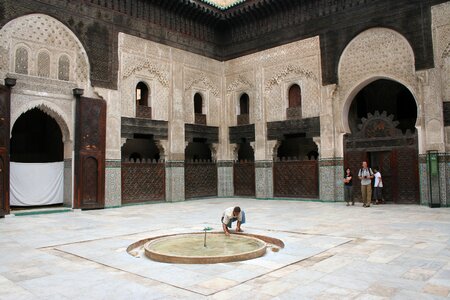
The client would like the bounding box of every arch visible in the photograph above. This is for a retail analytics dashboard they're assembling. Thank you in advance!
[0,14,90,83]
[37,50,51,77]
[11,108,63,162]
[337,28,417,127]
[12,100,72,144]
[341,75,419,133]
[136,81,150,107]
[338,27,416,77]
[194,92,203,114]
[15,46,29,74]
[343,78,420,204]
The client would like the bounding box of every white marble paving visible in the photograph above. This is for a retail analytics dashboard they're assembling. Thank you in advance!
[0,199,449,299]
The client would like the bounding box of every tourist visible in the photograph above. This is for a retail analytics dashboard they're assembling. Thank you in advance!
[343,167,354,206]
[373,167,384,204]
[358,161,374,207]
[221,206,245,236]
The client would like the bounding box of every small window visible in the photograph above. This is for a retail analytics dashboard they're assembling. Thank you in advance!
[15,47,29,74]
[194,93,203,114]
[239,93,249,115]
[288,84,301,108]
[37,51,50,78]
[136,82,149,107]
[58,55,70,81]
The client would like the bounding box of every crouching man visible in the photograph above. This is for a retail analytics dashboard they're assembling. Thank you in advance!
[221,206,246,236]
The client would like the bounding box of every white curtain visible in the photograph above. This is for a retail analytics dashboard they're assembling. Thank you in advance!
[10,162,64,206]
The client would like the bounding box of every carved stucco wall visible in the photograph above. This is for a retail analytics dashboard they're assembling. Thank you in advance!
[118,33,223,160]
[0,14,92,160]
[335,27,446,156]
[224,36,322,160]
[432,2,450,151]
[183,67,222,126]
[119,34,170,121]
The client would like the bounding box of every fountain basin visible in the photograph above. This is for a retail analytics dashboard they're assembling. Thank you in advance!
[144,232,267,264]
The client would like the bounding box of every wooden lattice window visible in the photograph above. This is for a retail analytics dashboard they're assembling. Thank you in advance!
[15,47,29,74]
[58,55,70,81]
[37,51,50,78]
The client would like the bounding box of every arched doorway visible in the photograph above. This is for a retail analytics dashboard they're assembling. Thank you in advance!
[344,79,419,204]
[10,108,64,207]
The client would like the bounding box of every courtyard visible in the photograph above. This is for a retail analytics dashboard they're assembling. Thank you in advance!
[1,199,449,299]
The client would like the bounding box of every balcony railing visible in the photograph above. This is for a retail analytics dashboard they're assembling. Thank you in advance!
[195,113,207,125]
[136,105,152,119]
[286,107,302,120]
[237,114,249,125]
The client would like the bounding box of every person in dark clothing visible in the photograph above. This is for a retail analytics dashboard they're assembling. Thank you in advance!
[344,167,354,206]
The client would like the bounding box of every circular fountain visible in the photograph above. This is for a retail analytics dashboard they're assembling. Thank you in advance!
[128,232,284,264]
[145,232,266,264]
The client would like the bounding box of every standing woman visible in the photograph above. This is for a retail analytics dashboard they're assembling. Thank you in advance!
[344,167,354,206]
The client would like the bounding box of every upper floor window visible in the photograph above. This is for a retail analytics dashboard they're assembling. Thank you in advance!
[58,55,70,81]
[288,84,302,108]
[37,51,50,78]
[194,93,203,114]
[239,93,249,115]
[15,47,29,74]
[287,84,302,119]
[136,82,149,107]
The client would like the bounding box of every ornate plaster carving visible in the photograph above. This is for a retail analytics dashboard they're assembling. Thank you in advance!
[185,72,220,97]
[226,75,254,95]
[0,14,89,83]
[12,100,72,143]
[122,58,169,87]
[265,65,317,92]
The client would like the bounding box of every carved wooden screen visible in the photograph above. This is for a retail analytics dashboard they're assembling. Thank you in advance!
[233,161,255,196]
[185,161,217,199]
[273,160,319,198]
[74,97,106,209]
[0,85,10,217]
[121,160,165,203]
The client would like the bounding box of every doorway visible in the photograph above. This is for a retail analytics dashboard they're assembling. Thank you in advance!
[10,108,64,208]
[344,79,419,204]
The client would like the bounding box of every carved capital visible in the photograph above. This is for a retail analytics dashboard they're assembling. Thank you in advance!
[267,140,281,160]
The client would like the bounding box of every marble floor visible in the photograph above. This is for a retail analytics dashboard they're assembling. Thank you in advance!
[1,199,449,299]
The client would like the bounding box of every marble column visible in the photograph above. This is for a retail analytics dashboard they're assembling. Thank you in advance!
[63,158,72,207]
[105,160,121,207]
[217,161,234,197]
[319,158,344,202]
[165,161,185,202]
[255,161,273,199]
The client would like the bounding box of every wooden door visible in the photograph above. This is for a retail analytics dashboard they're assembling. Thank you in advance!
[392,148,420,204]
[0,85,11,217]
[74,97,106,209]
